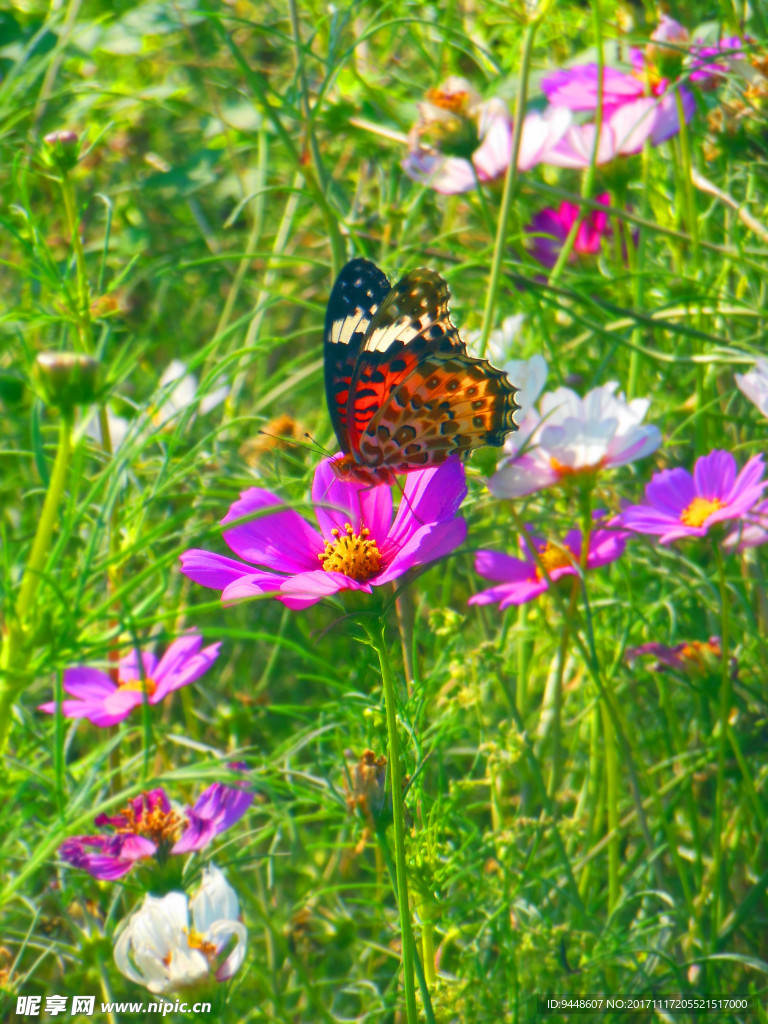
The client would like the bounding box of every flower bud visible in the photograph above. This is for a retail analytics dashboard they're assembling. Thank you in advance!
[42,130,80,172]
[646,16,689,78]
[35,352,100,412]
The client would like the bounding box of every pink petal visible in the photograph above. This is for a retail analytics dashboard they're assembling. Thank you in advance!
[312,457,393,544]
[278,570,372,610]
[222,488,321,573]
[377,518,467,584]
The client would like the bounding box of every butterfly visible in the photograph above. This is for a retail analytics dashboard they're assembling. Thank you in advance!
[323,257,519,485]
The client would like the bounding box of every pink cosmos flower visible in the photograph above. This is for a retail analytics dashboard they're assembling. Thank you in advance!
[612,449,767,544]
[527,192,611,267]
[39,632,221,727]
[469,524,627,609]
[724,498,768,551]
[626,637,736,678]
[180,457,467,610]
[489,382,661,499]
[59,780,253,880]
[689,36,750,83]
[401,77,571,193]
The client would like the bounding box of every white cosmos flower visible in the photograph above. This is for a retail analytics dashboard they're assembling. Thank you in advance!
[85,360,229,449]
[114,866,247,995]
[735,359,768,418]
[489,381,661,498]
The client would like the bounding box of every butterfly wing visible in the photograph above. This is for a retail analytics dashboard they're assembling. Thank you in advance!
[359,347,520,472]
[343,267,465,451]
[347,267,519,473]
[324,258,391,452]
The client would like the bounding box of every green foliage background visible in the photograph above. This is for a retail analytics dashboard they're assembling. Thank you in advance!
[1,0,767,1021]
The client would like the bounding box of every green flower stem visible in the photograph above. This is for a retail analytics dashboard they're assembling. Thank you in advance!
[0,413,73,755]
[478,15,540,354]
[674,90,705,456]
[711,543,731,950]
[374,824,437,1024]
[627,141,651,398]
[548,0,604,285]
[60,170,95,354]
[369,622,418,1024]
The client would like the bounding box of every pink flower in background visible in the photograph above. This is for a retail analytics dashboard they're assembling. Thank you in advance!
[181,457,467,610]
[39,632,221,727]
[489,382,661,499]
[724,498,768,551]
[613,449,767,544]
[542,90,694,167]
[59,780,253,880]
[402,77,571,192]
[690,36,750,83]
[626,637,736,678]
[469,523,627,609]
[527,192,612,267]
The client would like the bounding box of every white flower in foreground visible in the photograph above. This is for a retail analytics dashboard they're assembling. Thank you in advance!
[114,865,247,995]
[489,381,661,498]
[735,358,768,418]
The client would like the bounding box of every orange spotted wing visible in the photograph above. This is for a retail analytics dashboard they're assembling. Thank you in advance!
[324,258,519,482]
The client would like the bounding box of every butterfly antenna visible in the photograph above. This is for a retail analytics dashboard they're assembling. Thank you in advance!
[255,429,317,453]
[305,432,335,459]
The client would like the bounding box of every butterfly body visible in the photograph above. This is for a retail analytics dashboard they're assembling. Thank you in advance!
[324,258,519,486]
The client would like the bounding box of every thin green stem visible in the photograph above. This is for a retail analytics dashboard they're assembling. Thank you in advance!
[711,543,731,950]
[369,623,418,1024]
[627,141,651,397]
[374,824,437,1024]
[478,16,540,354]
[0,414,73,755]
[548,0,604,285]
[61,171,94,354]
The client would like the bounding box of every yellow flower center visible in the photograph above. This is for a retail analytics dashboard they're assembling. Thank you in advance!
[680,496,727,528]
[185,928,220,960]
[113,800,184,844]
[550,456,603,478]
[680,639,722,670]
[425,86,472,116]
[318,523,382,581]
[118,676,157,696]
[537,541,575,576]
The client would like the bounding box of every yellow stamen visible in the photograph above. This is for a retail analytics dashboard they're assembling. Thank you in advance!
[185,928,219,959]
[318,523,382,581]
[550,456,603,478]
[537,541,575,576]
[680,496,726,528]
[112,800,184,844]
[426,86,471,115]
[118,676,157,696]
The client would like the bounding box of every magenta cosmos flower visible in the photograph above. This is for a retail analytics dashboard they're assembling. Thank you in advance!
[39,632,221,727]
[541,56,695,168]
[60,781,253,880]
[527,192,611,267]
[469,523,627,609]
[613,449,767,544]
[181,457,467,610]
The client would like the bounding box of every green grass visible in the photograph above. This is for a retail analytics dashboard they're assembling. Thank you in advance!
[1,1,768,1022]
